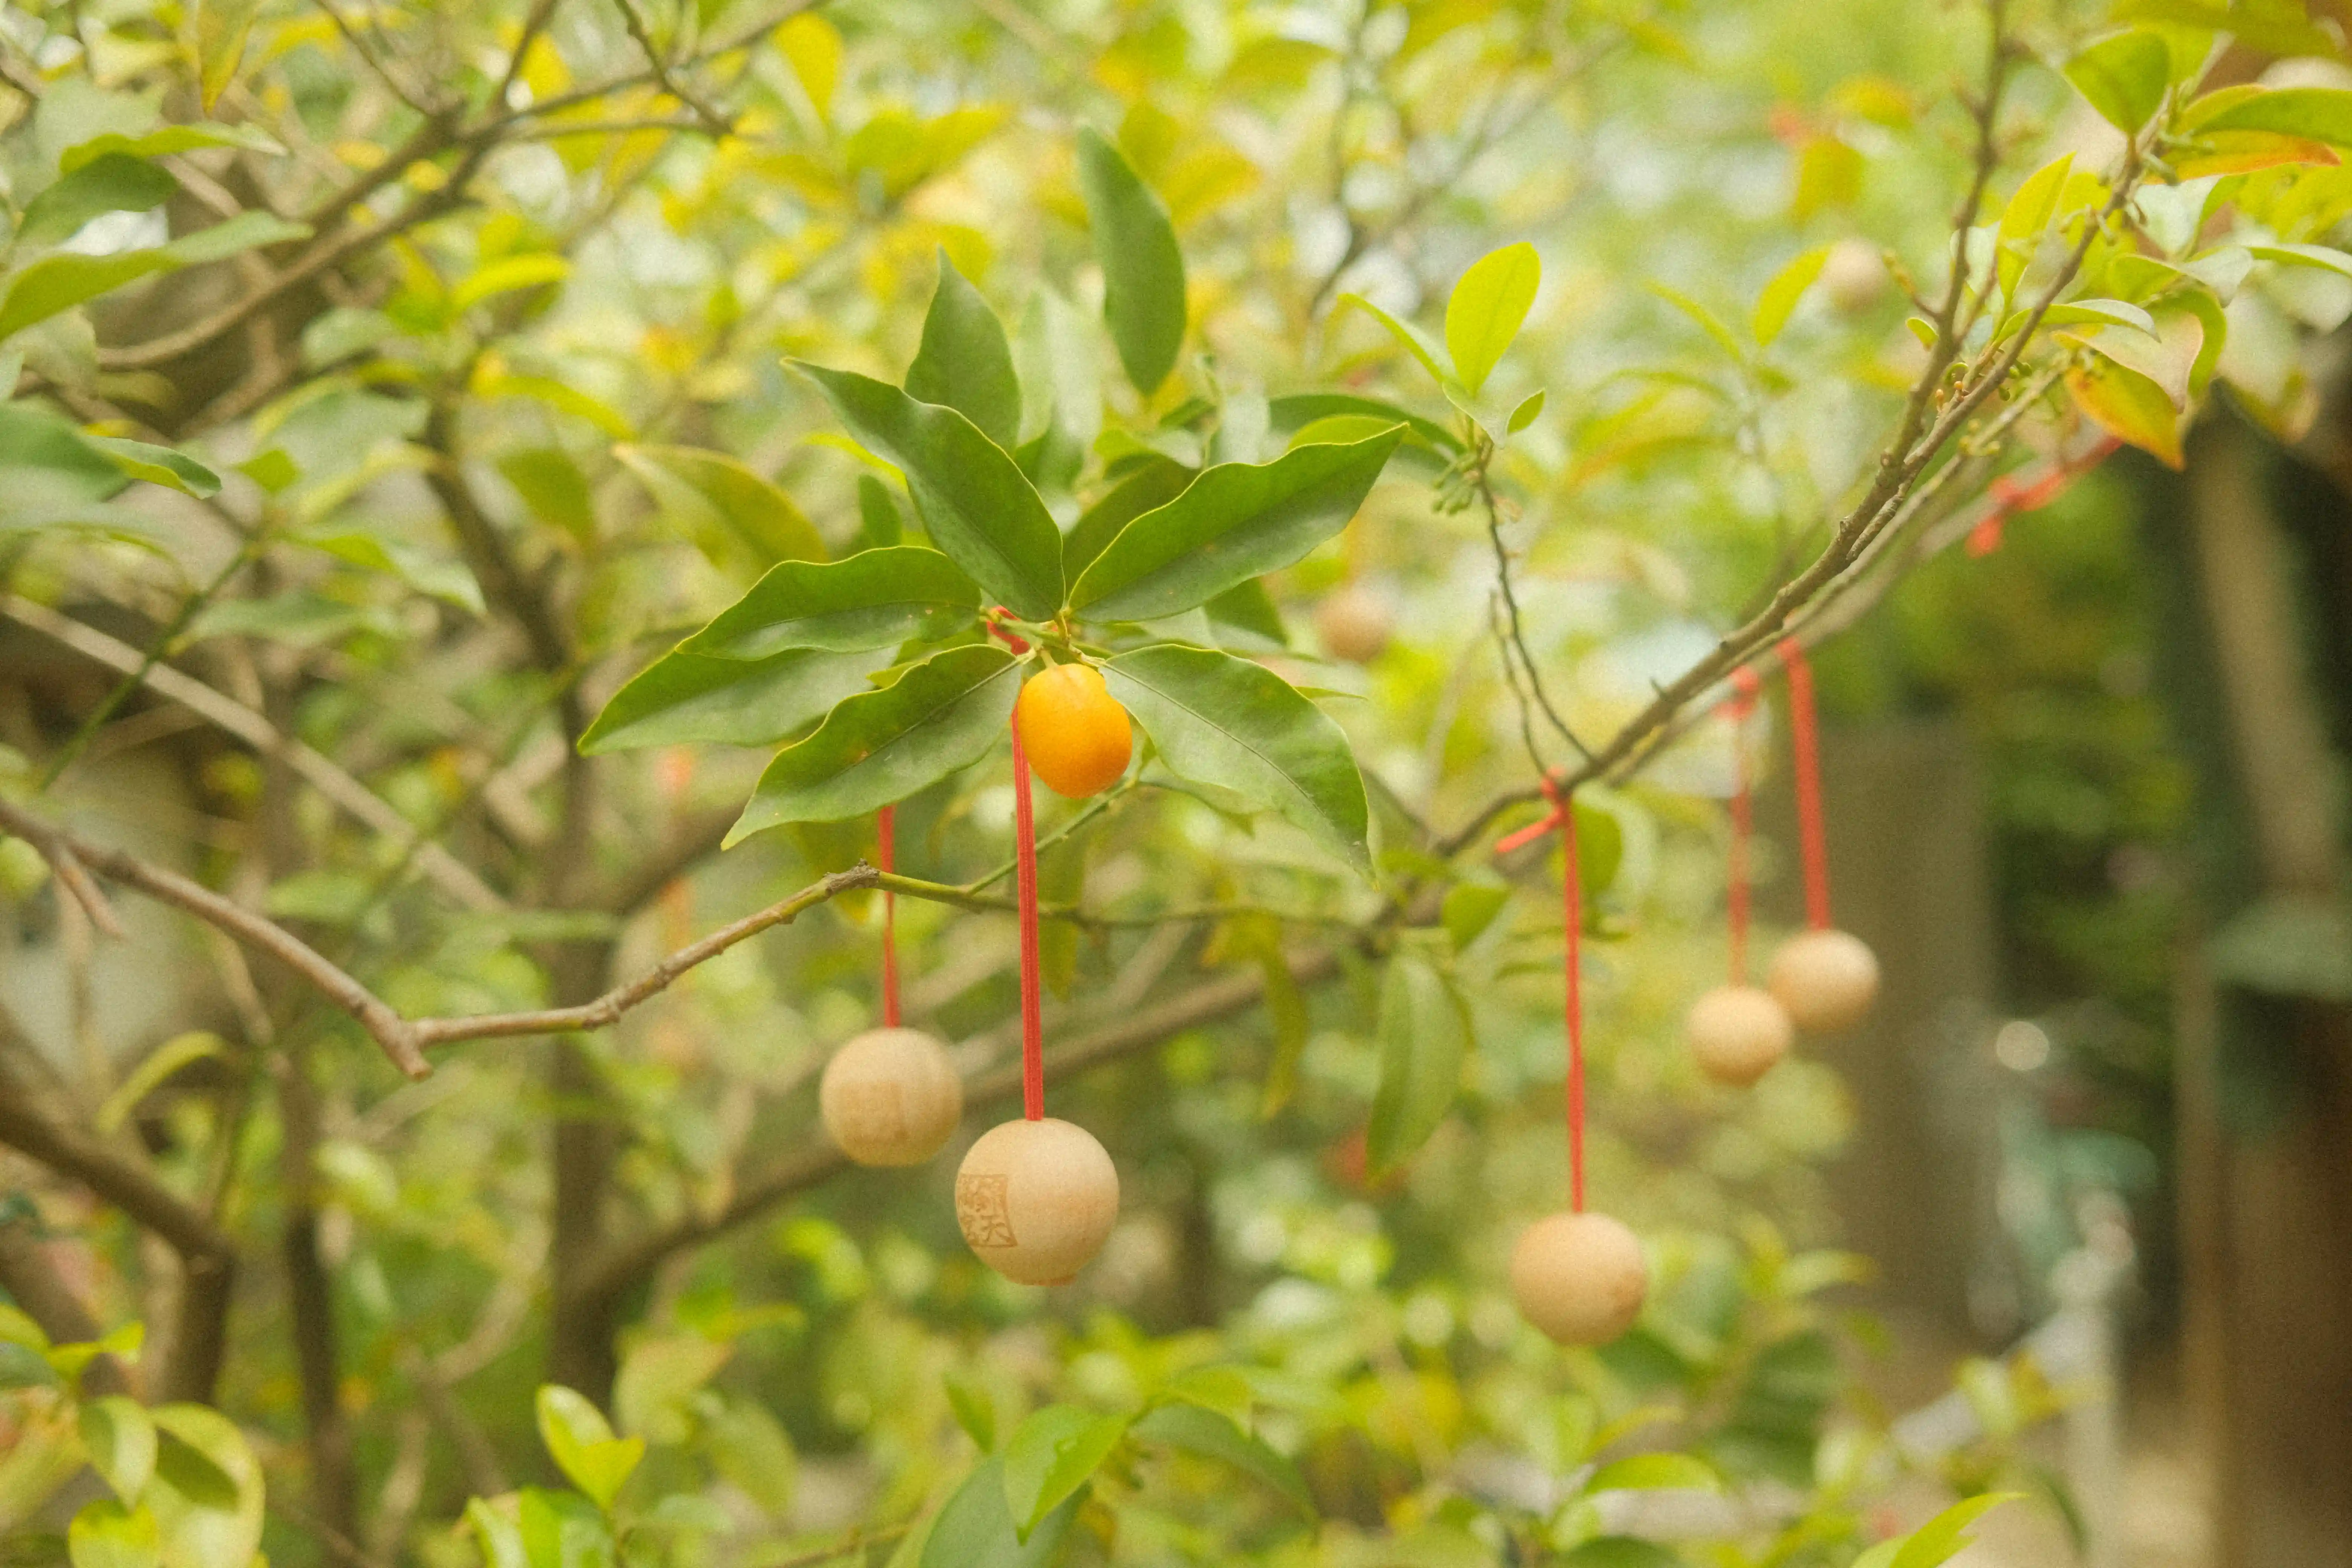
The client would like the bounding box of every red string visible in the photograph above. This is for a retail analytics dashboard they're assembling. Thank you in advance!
[877,806,900,1028]
[1550,780,1585,1214]
[1776,640,1832,931]
[1008,682,1046,1122]
[1726,669,1760,983]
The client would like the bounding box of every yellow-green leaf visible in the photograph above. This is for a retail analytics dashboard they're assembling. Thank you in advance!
[1444,241,1540,395]
[1996,154,2073,299]
[2064,355,2182,468]
[776,13,843,124]
[451,254,571,313]
[1753,244,1830,346]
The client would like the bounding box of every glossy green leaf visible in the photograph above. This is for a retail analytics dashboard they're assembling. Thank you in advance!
[794,364,1064,618]
[1445,241,1540,394]
[78,1400,156,1504]
[1995,154,2072,298]
[1752,244,1830,346]
[680,548,980,660]
[77,435,221,498]
[580,644,887,753]
[614,444,826,566]
[1076,128,1186,395]
[1335,292,1447,386]
[906,249,1021,449]
[1070,429,1402,622]
[1000,1405,1129,1540]
[1130,1402,1314,1520]
[147,1406,262,1568]
[1102,644,1369,868]
[2063,31,2170,133]
[1506,389,1547,434]
[1999,297,2154,342]
[1586,1453,1722,1494]
[1266,392,1463,452]
[2249,241,2352,281]
[536,1385,644,1511]
[67,1501,157,1568]
[1366,953,1470,1174]
[730,644,1020,841]
[517,1485,614,1568]
[2199,86,2352,145]
[16,153,178,250]
[1059,456,1192,580]
[856,473,906,550]
[945,1375,997,1453]
[0,210,309,341]
[922,1459,1076,1568]
[1892,1493,2025,1568]
[1204,577,1288,648]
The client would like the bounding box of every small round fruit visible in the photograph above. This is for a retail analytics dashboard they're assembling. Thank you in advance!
[1767,928,1881,1035]
[1821,237,1888,315]
[1510,1211,1648,1346]
[1686,984,1795,1087]
[1014,663,1134,799]
[820,1027,963,1167]
[955,1117,1120,1285]
[1315,585,1393,665]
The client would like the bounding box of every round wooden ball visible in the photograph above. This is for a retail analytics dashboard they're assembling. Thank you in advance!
[1315,585,1393,665]
[1821,236,1888,315]
[1686,984,1794,1087]
[954,1117,1119,1286]
[1510,1211,1648,1346]
[1767,928,1881,1035]
[819,1027,963,1167]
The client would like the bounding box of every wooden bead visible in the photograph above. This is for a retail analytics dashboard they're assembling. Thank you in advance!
[819,1028,963,1167]
[1766,928,1880,1035]
[955,1118,1119,1285]
[1821,236,1888,315]
[1510,1211,1647,1346]
[1314,585,1393,665]
[1686,984,1793,1087]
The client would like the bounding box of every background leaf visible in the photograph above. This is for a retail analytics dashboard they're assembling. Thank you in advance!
[2063,31,2169,133]
[1130,1402,1314,1520]
[581,645,890,753]
[614,445,827,566]
[1076,128,1187,395]
[922,1459,1077,1568]
[906,250,1022,449]
[1366,953,1471,1174]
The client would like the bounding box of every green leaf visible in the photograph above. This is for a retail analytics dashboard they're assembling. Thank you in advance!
[76,435,221,498]
[1366,953,1470,1174]
[2000,298,2154,341]
[535,1386,643,1511]
[1060,456,1192,581]
[1996,154,2073,299]
[730,644,1021,842]
[147,1406,262,1568]
[97,1031,227,1135]
[1266,392,1463,453]
[499,448,596,541]
[1752,245,1830,346]
[2063,31,2170,134]
[1204,577,1288,648]
[1000,1405,1129,1540]
[58,122,281,173]
[855,473,906,550]
[16,154,178,250]
[2064,353,2183,468]
[0,1303,49,1350]
[1130,1402,1314,1521]
[2199,86,2352,145]
[1335,293,1447,386]
[466,1499,529,1568]
[580,645,888,753]
[66,1501,156,1568]
[0,210,310,342]
[613,1334,733,1443]
[705,1398,798,1517]
[1069,429,1401,622]
[1441,883,1510,951]
[1076,128,1187,395]
[614,444,826,566]
[2249,241,2352,281]
[77,1401,156,1504]
[1585,1453,1722,1494]
[1444,241,1540,395]
[793,364,1064,619]
[1102,644,1369,868]
[1893,1493,2024,1568]
[921,1459,1076,1568]
[1649,282,1747,362]
[906,250,1021,449]
[517,1486,614,1568]
[945,1374,997,1453]
[301,530,485,613]
[451,253,570,313]
[680,547,979,660]
[1506,390,1546,434]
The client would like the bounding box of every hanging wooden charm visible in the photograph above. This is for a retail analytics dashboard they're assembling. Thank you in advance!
[1496,780,1648,1346]
[821,805,965,1167]
[1762,641,1882,1035]
[1687,669,1795,1087]
[957,639,1121,1285]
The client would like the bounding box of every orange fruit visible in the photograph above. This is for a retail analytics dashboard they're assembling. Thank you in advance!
[1014,663,1132,798]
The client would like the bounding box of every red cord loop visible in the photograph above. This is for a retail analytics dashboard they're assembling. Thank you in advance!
[1516,775,1585,1214]
[1008,701,1046,1121]
[877,806,900,1028]
[1775,640,1832,931]
[1726,669,1760,982]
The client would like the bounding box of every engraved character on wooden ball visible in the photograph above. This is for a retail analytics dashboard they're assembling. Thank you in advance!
[955,1117,1119,1285]
[819,1027,963,1167]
